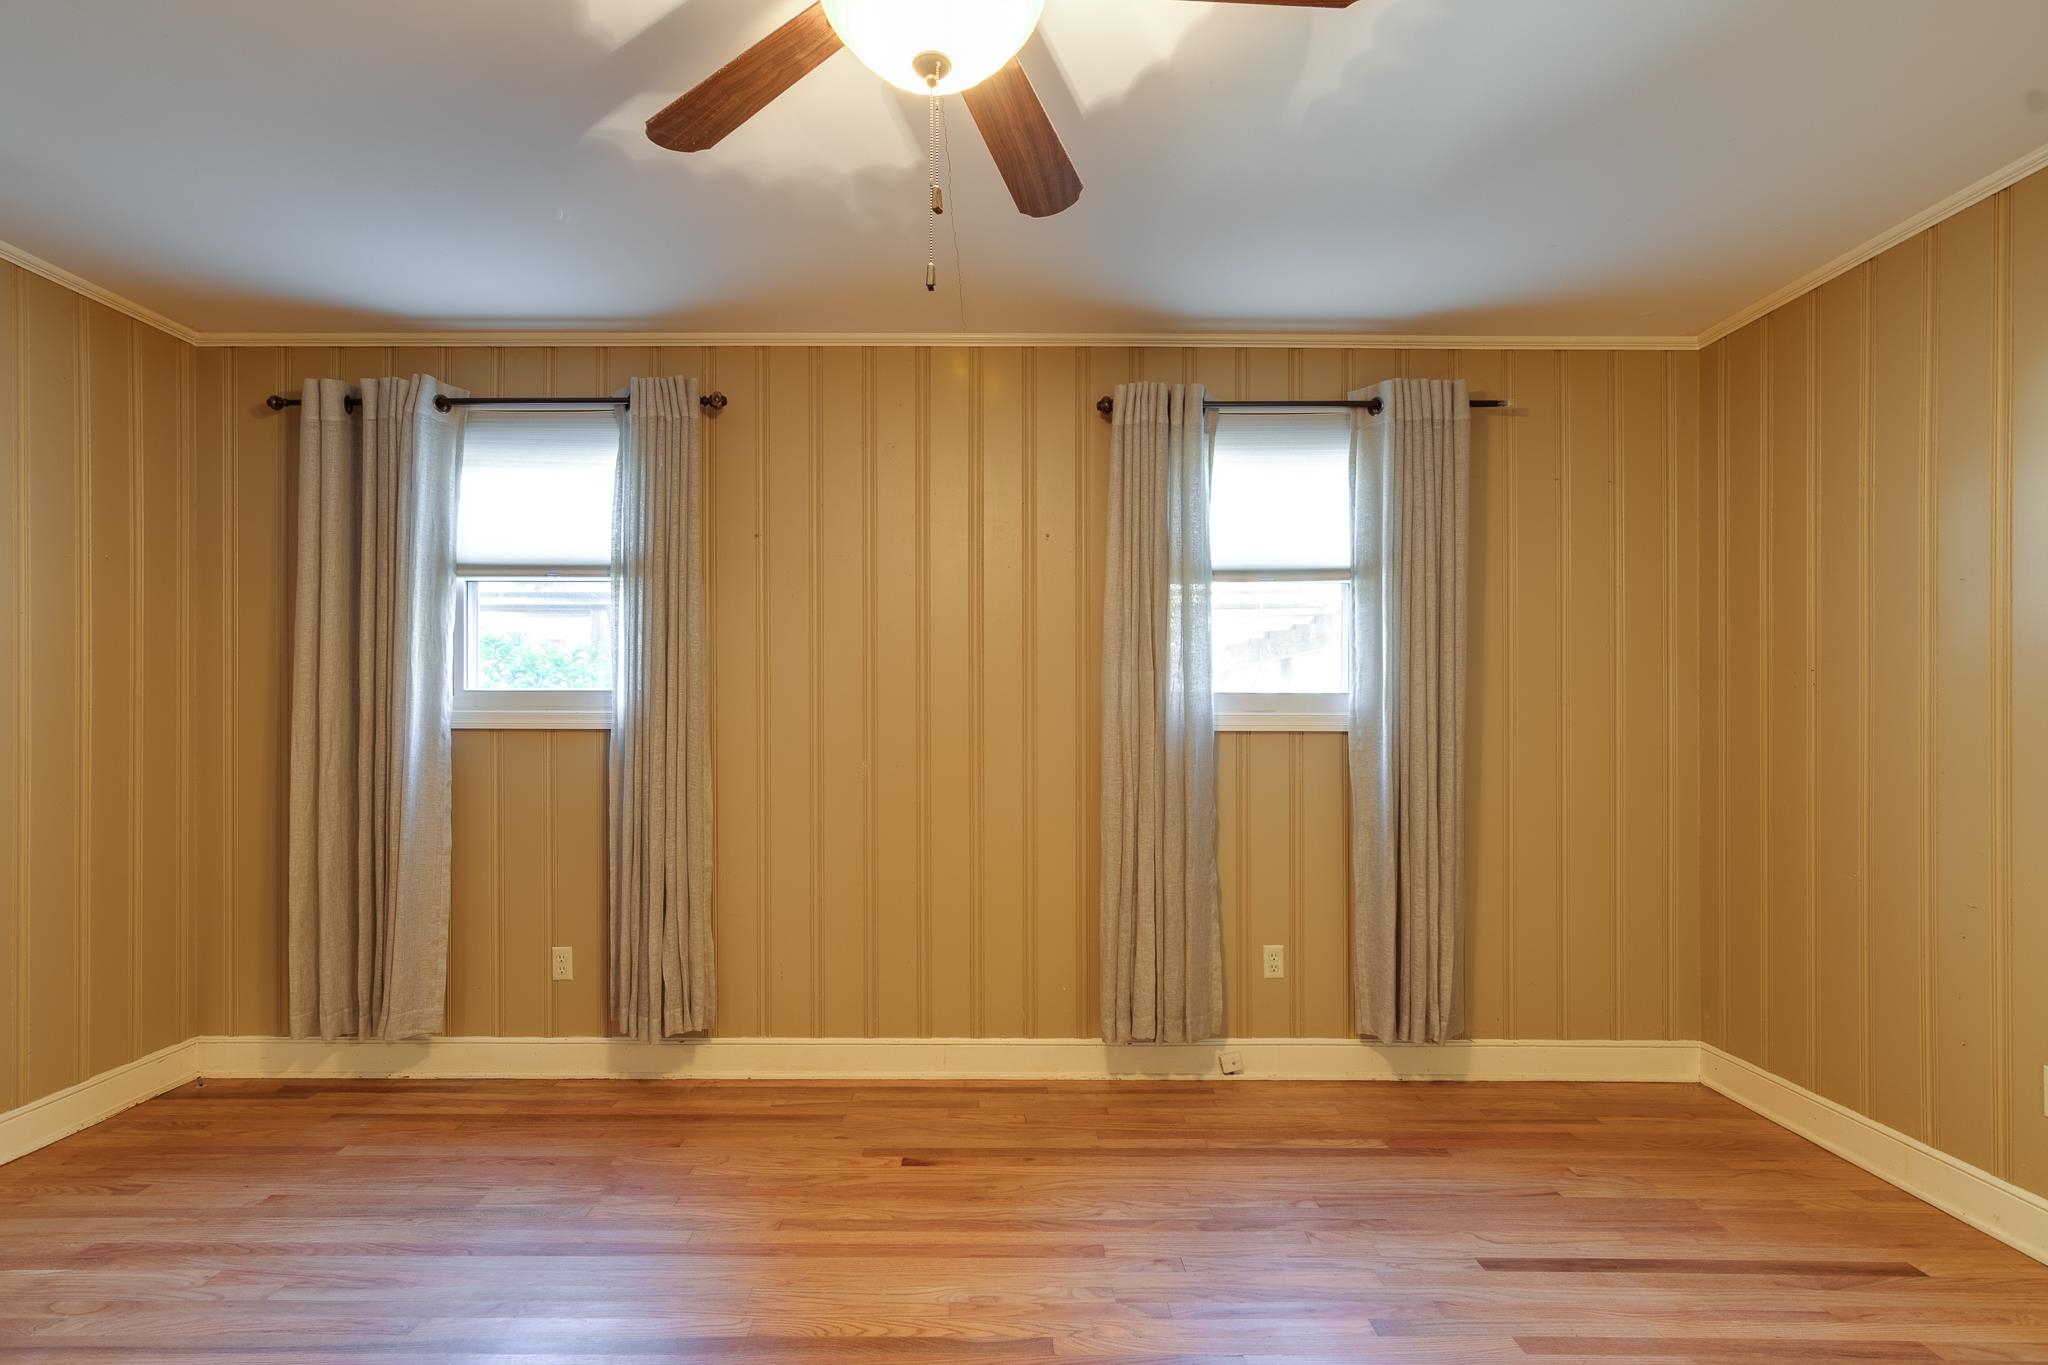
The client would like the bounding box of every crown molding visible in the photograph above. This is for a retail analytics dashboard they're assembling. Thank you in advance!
[1698,137,2048,348]
[0,236,201,347]
[190,329,1701,351]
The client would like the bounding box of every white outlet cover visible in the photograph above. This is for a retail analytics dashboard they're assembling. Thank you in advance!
[550,946,574,981]
[1218,1049,1245,1076]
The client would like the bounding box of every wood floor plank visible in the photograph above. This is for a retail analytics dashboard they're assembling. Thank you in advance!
[1,1080,2045,1361]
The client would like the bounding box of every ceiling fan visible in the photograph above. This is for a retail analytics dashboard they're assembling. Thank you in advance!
[645,0,1360,218]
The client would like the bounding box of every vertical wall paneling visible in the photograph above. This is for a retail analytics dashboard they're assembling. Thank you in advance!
[1669,351,1703,1043]
[979,348,1027,1038]
[761,343,815,1035]
[496,731,554,1036]
[0,265,21,1112]
[923,348,974,1036]
[867,347,921,1036]
[1930,201,1998,1173]
[1509,351,1565,1037]
[229,348,288,1036]
[189,350,228,1039]
[6,317,1713,1112]
[549,731,609,1037]
[2,264,198,1108]
[448,732,502,1034]
[1812,269,1870,1109]
[815,347,870,1037]
[1766,297,1814,1089]
[24,275,83,1100]
[1724,322,1768,1065]
[1563,353,1616,1039]
[861,348,882,1039]
[1461,348,1511,1040]
[138,324,189,1058]
[1618,352,1673,1040]
[1029,347,1083,1036]
[183,341,1698,1047]
[1868,239,1933,1141]
[708,345,764,1036]
[2006,169,2048,1197]
[84,304,133,1078]
[1703,167,2048,1199]
[1697,341,1724,1049]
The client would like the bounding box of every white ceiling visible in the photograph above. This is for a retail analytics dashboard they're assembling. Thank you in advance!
[2,0,2045,338]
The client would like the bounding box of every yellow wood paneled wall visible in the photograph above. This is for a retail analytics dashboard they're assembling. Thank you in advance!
[1699,168,2048,1197]
[189,342,1701,1042]
[0,262,196,1110]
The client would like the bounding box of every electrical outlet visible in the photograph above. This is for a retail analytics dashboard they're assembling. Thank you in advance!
[1262,944,1285,979]
[550,946,573,981]
[1218,1049,1245,1076]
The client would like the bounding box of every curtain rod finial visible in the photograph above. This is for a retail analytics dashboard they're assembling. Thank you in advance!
[700,391,728,414]
[1096,395,1114,421]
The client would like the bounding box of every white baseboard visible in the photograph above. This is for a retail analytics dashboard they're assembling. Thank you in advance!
[193,1034,1702,1083]
[1699,1044,2048,1267]
[0,1040,199,1166]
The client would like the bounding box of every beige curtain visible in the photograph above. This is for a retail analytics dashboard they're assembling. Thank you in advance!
[609,377,714,1040]
[1099,382,1222,1044]
[287,376,464,1041]
[1349,378,1470,1043]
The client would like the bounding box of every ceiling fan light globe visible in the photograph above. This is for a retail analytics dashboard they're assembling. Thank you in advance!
[821,0,1044,95]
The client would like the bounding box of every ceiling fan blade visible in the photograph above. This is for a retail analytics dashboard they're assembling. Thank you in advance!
[960,60,1083,219]
[645,2,842,152]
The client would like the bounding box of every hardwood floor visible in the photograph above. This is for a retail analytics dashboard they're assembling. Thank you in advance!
[3,1079,2046,1362]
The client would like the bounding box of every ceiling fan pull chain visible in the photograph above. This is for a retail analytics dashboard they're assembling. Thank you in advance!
[925,80,942,292]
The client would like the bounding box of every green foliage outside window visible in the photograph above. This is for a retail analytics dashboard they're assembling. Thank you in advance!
[477,633,610,690]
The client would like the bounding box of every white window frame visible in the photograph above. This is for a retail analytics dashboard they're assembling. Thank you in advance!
[452,568,614,729]
[451,404,619,730]
[1212,571,1352,732]
[1210,411,1354,733]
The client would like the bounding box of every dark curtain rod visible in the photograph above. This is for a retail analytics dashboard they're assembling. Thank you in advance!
[264,392,730,414]
[265,390,1501,420]
[1094,395,1510,420]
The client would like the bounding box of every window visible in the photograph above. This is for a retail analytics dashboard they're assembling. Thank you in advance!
[1209,411,1353,730]
[453,408,620,728]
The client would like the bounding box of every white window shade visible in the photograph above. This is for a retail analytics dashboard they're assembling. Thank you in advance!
[456,409,621,571]
[1209,411,1353,572]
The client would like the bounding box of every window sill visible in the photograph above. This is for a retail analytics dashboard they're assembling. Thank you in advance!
[453,709,612,731]
[1216,713,1348,733]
